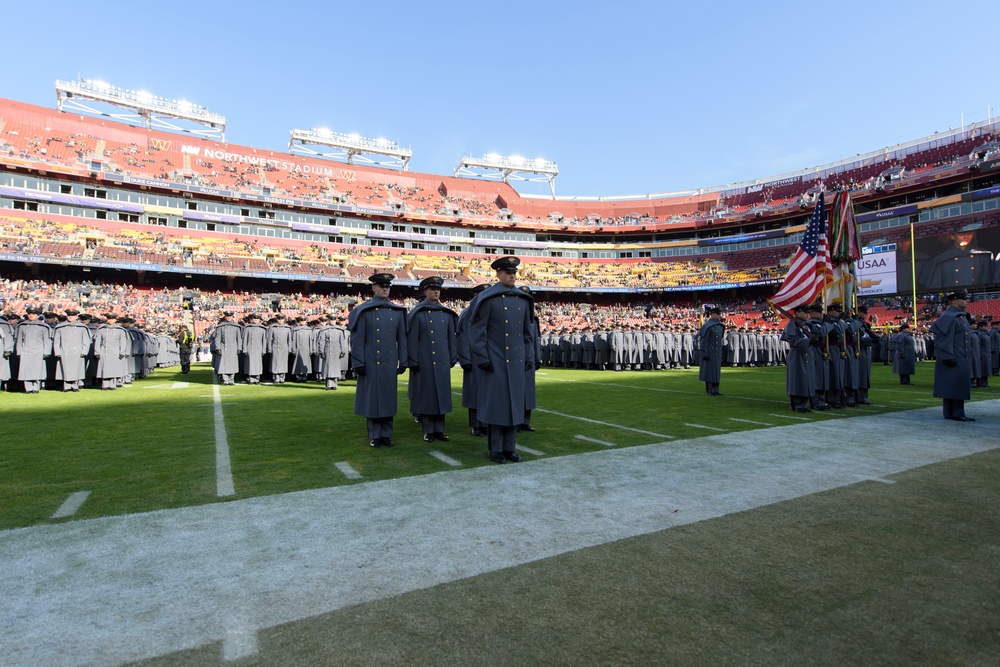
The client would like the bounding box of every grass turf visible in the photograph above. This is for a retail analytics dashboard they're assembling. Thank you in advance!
[128,447,1000,667]
[0,361,994,530]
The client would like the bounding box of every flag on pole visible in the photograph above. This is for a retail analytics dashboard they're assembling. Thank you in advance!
[768,193,833,315]
[826,190,861,309]
[830,190,860,264]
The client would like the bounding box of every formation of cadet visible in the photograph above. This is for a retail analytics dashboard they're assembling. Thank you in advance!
[0,308,179,393]
[201,311,349,388]
[779,302,879,412]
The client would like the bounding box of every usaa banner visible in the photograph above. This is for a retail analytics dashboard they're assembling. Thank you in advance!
[857,244,897,296]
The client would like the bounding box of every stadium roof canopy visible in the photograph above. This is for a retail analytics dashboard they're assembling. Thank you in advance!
[455,153,560,198]
[54,79,226,141]
[288,128,412,170]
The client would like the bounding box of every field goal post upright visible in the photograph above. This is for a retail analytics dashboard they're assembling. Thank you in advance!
[55,79,226,141]
[455,154,559,198]
[288,128,412,170]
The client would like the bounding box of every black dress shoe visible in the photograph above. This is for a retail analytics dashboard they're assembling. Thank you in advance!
[435,432,450,442]
[471,428,487,437]
[520,425,536,432]
[490,452,506,464]
[503,451,522,462]
[369,439,380,448]
[949,416,976,422]
[422,434,435,443]
[793,407,811,413]
[383,438,396,447]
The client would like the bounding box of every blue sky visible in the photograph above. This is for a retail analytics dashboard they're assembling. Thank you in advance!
[2,0,995,198]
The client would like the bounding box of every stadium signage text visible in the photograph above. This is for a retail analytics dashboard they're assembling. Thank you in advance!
[181,145,339,177]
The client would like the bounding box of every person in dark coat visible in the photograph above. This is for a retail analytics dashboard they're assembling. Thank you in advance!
[469,256,535,464]
[930,291,974,421]
[989,321,1000,377]
[780,305,815,412]
[0,313,14,392]
[53,309,92,392]
[406,276,458,442]
[975,320,991,388]
[211,311,242,386]
[518,285,541,432]
[349,273,408,447]
[697,307,726,396]
[458,283,489,437]
[892,322,916,384]
[177,325,195,374]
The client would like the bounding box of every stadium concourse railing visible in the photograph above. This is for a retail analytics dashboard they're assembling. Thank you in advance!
[1,97,994,236]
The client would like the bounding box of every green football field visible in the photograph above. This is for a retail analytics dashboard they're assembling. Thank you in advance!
[0,361,994,530]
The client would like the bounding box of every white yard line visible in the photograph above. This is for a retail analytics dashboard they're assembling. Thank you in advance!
[575,435,617,447]
[684,423,728,432]
[537,408,675,439]
[3,401,996,667]
[50,491,91,519]
[428,451,463,467]
[729,418,772,426]
[334,462,363,480]
[516,445,547,457]
[768,413,812,421]
[213,382,235,498]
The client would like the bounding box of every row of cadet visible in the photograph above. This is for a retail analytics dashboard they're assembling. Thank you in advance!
[0,309,180,393]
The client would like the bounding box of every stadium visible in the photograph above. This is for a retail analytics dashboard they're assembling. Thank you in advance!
[2,12,999,664]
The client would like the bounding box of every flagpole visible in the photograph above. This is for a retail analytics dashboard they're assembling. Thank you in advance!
[910,222,918,327]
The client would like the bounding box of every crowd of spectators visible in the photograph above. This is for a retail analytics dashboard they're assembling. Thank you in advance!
[4,113,988,232]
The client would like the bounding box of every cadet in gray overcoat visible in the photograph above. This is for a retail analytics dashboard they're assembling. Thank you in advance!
[53,309,92,392]
[210,311,242,386]
[891,323,916,384]
[15,308,52,394]
[349,273,408,447]
[267,314,292,383]
[697,307,726,396]
[780,305,815,412]
[930,291,974,420]
[241,313,267,384]
[93,313,129,390]
[469,257,534,463]
[406,276,458,441]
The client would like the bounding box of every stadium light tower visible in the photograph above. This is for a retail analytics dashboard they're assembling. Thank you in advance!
[455,153,559,198]
[54,79,226,140]
[289,128,412,170]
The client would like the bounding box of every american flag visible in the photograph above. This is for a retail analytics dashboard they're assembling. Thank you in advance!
[768,193,833,314]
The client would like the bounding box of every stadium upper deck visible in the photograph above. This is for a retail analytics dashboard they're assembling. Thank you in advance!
[2,97,996,235]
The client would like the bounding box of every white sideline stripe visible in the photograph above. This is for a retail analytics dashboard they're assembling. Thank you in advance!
[870,477,897,485]
[51,491,91,519]
[684,423,727,432]
[334,462,362,480]
[537,408,675,439]
[768,413,812,421]
[171,382,189,388]
[223,627,259,661]
[429,451,462,467]
[516,446,546,456]
[198,403,239,407]
[729,418,772,426]
[213,382,236,497]
[575,435,617,447]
